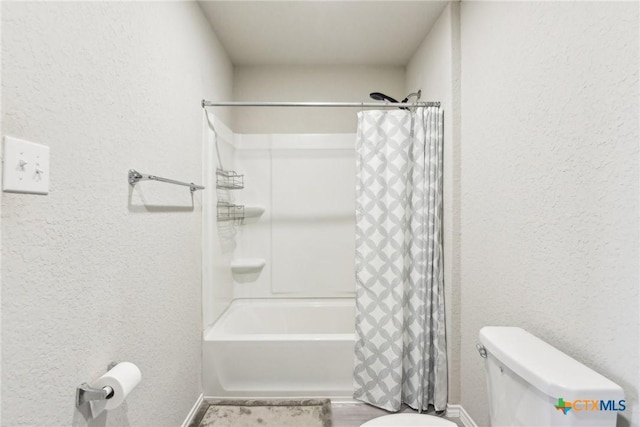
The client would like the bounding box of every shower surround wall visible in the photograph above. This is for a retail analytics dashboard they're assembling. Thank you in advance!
[202,64,406,307]
[235,133,356,298]
[202,65,403,397]
[202,123,356,310]
[203,115,236,327]
[459,2,639,426]
[202,124,357,398]
[1,2,232,426]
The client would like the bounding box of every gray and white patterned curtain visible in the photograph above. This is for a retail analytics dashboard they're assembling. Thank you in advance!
[353,107,447,412]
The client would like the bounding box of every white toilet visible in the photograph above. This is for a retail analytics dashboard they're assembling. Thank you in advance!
[360,413,457,427]
[479,326,625,426]
[362,326,625,427]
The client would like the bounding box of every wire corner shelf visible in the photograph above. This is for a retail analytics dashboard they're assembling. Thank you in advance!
[217,201,244,223]
[216,168,244,190]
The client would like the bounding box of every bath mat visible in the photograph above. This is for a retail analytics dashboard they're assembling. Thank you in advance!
[194,399,332,427]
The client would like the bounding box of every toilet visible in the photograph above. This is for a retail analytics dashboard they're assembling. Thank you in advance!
[479,326,625,426]
[360,413,457,427]
[362,326,625,427]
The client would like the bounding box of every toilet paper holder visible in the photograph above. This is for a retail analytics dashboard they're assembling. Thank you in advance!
[75,362,117,407]
[76,383,114,407]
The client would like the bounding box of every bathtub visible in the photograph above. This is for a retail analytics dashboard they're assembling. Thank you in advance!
[203,298,356,398]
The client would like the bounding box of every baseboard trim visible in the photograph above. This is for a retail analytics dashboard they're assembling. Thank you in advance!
[181,393,204,427]
[446,404,478,427]
[445,403,460,418]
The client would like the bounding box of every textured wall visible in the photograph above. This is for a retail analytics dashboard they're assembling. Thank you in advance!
[405,3,462,405]
[232,65,405,133]
[1,2,232,426]
[459,2,639,426]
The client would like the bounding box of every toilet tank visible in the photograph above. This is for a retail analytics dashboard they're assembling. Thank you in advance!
[479,327,625,427]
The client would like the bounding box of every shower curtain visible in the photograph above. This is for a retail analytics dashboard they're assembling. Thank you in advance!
[353,107,447,412]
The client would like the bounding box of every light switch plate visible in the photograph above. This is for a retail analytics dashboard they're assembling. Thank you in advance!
[3,136,50,195]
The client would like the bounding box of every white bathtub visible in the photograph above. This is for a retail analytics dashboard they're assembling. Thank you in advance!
[203,298,356,398]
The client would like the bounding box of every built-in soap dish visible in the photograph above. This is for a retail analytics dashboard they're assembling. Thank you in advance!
[231,258,266,275]
[244,206,265,219]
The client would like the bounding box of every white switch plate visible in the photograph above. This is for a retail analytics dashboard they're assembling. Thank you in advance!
[3,136,50,195]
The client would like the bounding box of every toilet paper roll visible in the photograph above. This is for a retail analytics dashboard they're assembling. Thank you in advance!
[89,362,141,416]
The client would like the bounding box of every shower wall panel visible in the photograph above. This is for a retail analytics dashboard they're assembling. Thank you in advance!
[231,133,356,298]
[203,116,236,328]
[231,134,273,298]
[270,135,355,296]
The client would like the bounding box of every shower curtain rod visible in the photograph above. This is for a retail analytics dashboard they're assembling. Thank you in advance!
[201,100,440,108]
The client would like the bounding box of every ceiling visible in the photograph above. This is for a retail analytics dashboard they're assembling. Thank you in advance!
[198,1,449,66]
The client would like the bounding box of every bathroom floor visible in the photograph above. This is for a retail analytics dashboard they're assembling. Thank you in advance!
[199,404,329,426]
[192,399,332,427]
[192,400,464,427]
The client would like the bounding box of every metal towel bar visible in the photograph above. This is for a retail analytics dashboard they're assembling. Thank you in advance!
[128,169,204,193]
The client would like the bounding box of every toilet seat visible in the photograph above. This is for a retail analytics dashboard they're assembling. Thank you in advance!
[360,413,457,427]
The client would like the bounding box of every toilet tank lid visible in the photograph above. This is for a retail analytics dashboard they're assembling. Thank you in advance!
[479,327,624,401]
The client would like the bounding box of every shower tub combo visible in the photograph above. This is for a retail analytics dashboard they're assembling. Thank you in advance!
[203,298,356,398]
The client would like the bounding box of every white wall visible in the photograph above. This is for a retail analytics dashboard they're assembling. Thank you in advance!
[232,65,405,133]
[459,2,639,426]
[231,134,356,299]
[1,2,232,426]
[405,2,461,404]
[269,135,355,296]
[203,130,356,302]
[227,134,273,298]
